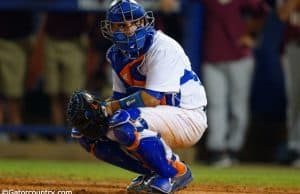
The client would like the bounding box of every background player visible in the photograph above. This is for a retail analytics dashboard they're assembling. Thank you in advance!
[67,0,207,193]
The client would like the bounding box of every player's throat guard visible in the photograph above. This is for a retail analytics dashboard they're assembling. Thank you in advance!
[67,90,108,139]
[101,0,155,59]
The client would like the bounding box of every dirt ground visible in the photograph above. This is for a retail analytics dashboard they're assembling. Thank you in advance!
[0,177,299,194]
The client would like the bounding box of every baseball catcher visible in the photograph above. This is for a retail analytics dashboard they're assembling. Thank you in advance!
[67,0,208,193]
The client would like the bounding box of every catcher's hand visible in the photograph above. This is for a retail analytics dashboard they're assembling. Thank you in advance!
[67,90,108,139]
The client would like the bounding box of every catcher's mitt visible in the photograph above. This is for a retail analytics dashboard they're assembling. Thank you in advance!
[67,90,108,139]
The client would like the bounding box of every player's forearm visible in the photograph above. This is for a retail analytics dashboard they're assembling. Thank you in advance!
[105,91,161,116]
[105,100,121,116]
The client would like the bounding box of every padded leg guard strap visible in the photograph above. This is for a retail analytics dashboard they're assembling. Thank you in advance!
[135,136,178,178]
[79,137,151,175]
[107,109,183,178]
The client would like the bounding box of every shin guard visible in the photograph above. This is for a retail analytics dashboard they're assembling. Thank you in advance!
[108,109,186,178]
[78,136,151,175]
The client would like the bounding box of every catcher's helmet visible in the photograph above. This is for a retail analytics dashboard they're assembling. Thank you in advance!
[101,0,154,59]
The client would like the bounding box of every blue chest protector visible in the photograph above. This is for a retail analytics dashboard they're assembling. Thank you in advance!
[107,29,201,108]
[107,29,155,94]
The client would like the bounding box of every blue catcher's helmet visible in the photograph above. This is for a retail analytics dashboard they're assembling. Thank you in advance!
[101,0,155,59]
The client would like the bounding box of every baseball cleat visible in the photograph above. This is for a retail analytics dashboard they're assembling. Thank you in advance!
[146,175,173,193]
[138,164,193,194]
[170,164,193,192]
[127,174,154,193]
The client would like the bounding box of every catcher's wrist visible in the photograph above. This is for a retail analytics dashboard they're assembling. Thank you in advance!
[106,101,114,116]
[106,101,122,116]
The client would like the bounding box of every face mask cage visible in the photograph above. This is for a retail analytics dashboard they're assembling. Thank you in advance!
[101,11,154,41]
[101,11,154,59]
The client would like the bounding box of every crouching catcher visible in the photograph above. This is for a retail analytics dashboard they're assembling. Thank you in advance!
[67,90,199,193]
[66,0,207,193]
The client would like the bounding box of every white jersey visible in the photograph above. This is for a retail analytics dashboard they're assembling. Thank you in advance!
[111,30,207,109]
[107,30,208,148]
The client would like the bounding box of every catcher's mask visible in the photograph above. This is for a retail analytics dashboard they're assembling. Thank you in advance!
[101,0,155,59]
[67,90,108,138]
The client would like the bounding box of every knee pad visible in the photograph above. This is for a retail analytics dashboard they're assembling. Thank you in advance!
[108,108,148,147]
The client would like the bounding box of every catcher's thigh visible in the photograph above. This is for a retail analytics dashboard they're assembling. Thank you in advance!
[140,106,207,149]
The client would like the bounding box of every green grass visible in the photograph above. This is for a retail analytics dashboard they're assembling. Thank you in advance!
[192,164,300,188]
[0,159,135,181]
[0,159,299,188]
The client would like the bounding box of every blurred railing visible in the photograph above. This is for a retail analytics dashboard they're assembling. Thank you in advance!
[0,125,68,136]
[0,0,165,11]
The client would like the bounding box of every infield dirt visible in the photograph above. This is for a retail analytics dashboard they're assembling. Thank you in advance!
[0,177,299,194]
